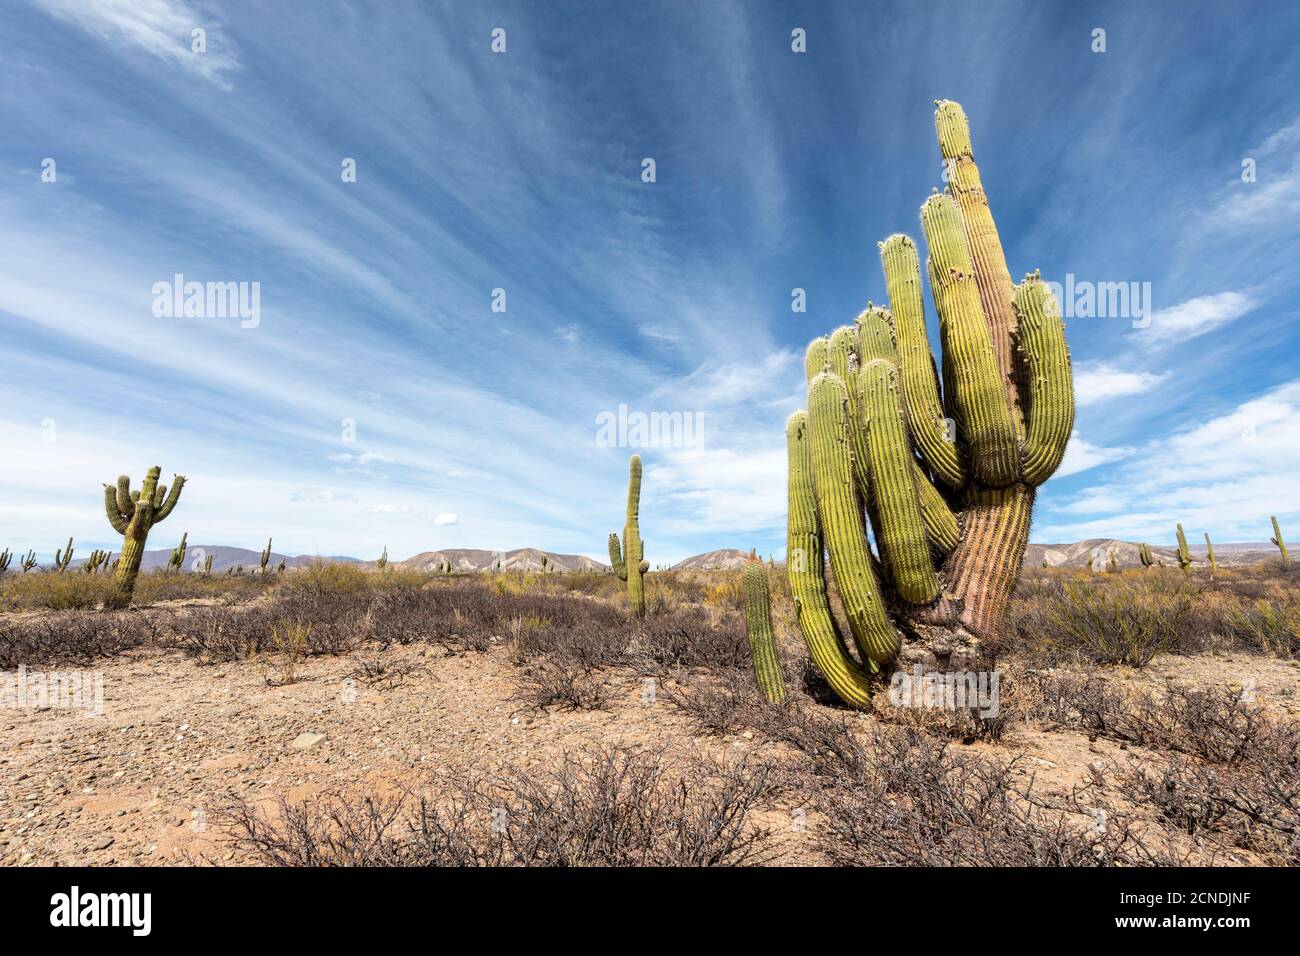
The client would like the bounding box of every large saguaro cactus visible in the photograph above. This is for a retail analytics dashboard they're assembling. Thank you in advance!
[103,466,185,608]
[608,454,648,616]
[787,101,1074,708]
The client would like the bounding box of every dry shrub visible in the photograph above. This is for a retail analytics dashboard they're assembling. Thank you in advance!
[0,610,169,667]
[0,572,114,611]
[1007,577,1194,666]
[223,747,781,866]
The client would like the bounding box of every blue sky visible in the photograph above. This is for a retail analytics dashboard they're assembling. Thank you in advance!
[3,0,1300,563]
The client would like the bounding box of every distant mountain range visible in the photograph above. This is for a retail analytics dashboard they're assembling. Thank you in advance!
[1027,539,1281,570]
[50,540,1284,575]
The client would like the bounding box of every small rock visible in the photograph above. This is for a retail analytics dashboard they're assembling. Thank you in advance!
[92,836,114,850]
[291,732,327,751]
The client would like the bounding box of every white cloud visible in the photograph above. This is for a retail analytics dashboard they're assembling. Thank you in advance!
[1142,291,1256,346]
[1054,431,1135,479]
[1073,364,1169,406]
[1040,379,1300,541]
[435,513,459,526]
[35,0,240,87]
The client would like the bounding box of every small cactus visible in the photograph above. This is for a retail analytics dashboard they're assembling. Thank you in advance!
[742,559,786,703]
[377,546,388,570]
[1106,548,1119,574]
[277,559,286,575]
[1086,553,1095,573]
[202,554,214,574]
[259,538,273,574]
[53,537,74,573]
[0,548,10,573]
[540,554,549,573]
[104,466,185,608]
[1204,532,1217,575]
[20,550,37,573]
[609,455,649,616]
[168,532,188,572]
[1176,524,1193,573]
[84,549,111,574]
[1139,543,1154,568]
[1271,516,1289,565]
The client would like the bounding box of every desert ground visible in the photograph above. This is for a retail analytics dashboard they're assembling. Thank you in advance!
[1,561,1297,866]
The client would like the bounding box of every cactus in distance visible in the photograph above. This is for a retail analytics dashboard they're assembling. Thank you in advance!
[1176,524,1193,573]
[1204,532,1217,575]
[0,548,10,574]
[103,466,185,608]
[786,101,1074,708]
[609,454,649,616]
[1106,548,1119,574]
[1139,543,1155,568]
[53,537,74,573]
[202,554,214,574]
[84,549,111,574]
[168,532,188,573]
[20,549,37,573]
[259,538,273,574]
[1271,516,1289,565]
[377,546,388,570]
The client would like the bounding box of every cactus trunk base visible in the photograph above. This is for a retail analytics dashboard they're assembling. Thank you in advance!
[106,532,147,610]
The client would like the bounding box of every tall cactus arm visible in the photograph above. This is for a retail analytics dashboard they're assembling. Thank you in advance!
[1014,274,1074,485]
[935,99,1024,432]
[921,192,1019,487]
[115,476,135,522]
[1176,523,1193,572]
[804,337,830,383]
[152,475,186,524]
[787,412,874,707]
[856,359,939,603]
[742,560,786,704]
[880,233,966,488]
[827,324,872,496]
[104,484,130,534]
[608,532,627,580]
[807,372,901,666]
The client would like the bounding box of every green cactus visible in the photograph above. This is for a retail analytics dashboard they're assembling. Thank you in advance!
[786,101,1074,707]
[84,549,111,574]
[0,548,10,573]
[609,454,649,616]
[1204,532,1217,575]
[168,532,188,572]
[20,549,37,573]
[1139,543,1154,568]
[540,554,549,573]
[1271,516,1289,565]
[202,553,213,574]
[53,537,74,573]
[377,546,388,570]
[742,559,786,704]
[103,466,185,608]
[277,559,286,575]
[1176,524,1193,573]
[258,538,273,574]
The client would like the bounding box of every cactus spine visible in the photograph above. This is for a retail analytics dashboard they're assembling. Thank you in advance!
[1271,516,1289,564]
[53,537,74,572]
[103,466,185,608]
[609,454,648,616]
[1204,533,1217,575]
[742,559,786,703]
[1176,524,1193,573]
[377,546,388,570]
[787,102,1073,707]
[168,532,188,572]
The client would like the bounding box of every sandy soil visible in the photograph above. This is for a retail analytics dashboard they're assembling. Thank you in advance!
[3,640,1297,866]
